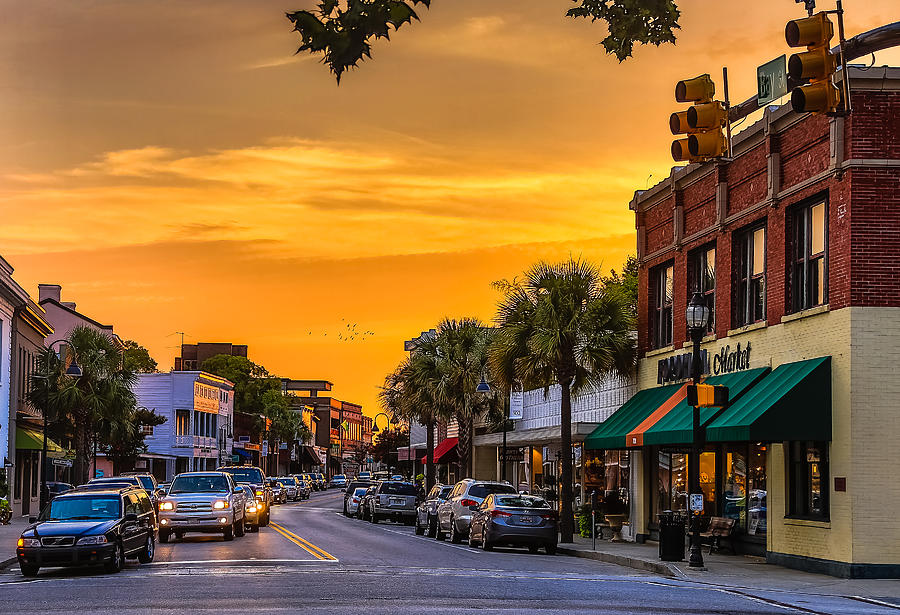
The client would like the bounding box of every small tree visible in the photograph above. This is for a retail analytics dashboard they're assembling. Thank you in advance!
[102,408,167,475]
[371,426,408,468]
[122,340,158,373]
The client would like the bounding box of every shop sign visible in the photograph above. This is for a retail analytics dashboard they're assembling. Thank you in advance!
[509,392,524,420]
[499,448,524,462]
[657,342,751,384]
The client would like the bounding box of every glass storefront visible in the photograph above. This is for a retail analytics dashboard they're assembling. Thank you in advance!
[584,449,630,521]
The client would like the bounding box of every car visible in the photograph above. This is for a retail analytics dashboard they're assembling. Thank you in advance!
[356,486,378,520]
[436,479,518,543]
[301,473,318,491]
[240,485,260,532]
[268,479,288,504]
[345,487,368,517]
[89,475,164,512]
[329,474,348,489]
[364,481,418,525]
[467,493,558,554]
[217,466,272,527]
[157,472,246,543]
[276,477,299,501]
[16,485,157,577]
[342,480,372,515]
[357,471,371,481]
[45,482,75,501]
[314,473,327,490]
[372,471,391,481]
[292,476,311,500]
[415,484,452,537]
[390,475,404,481]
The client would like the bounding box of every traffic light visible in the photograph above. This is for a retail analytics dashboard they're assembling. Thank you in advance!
[670,74,727,163]
[686,383,729,408]
[785,12,841,114]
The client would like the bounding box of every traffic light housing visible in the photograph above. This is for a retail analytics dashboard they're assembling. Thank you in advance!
[686,383,729,408]
[785,12,841,114]
[670,74,727,163]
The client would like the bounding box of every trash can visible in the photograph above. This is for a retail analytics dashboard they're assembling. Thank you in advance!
[658,511,686,561]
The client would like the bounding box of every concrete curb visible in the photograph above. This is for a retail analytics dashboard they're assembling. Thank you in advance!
[0,556,17,571]
[557,546,680,577]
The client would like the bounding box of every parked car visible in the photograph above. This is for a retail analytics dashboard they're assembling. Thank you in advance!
[268,479,287,504]
[390,475,404,481]
[217,466,272,527]
[415,484,453,537]
[329,474,348,489]
[436,479,517,543]
[372,471,391,481]
[16,485,156,577]
[356,485,378,520]
[240,485,260,532]
[45,482,75,501]
[89,475,164,512]
[365,481,418,525]
[300,473,317,491]
[345,487,368,517]
[157,472,246,543]
[467,494,558,554]
[343,480,372,515]
[276,477,299,501]
[314,473,327,490]
[357,471,371,481]
[293,476,311,500]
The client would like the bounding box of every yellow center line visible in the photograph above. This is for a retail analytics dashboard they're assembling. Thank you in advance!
[269,522,338,561]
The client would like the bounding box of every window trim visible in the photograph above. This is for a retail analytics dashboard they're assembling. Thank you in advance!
[734,222,767,327]
[790,194,828,314]
[786,440,830,522]
[650,261,675,349]
[688,243,716,334]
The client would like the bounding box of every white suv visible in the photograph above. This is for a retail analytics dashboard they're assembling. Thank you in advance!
[435,479,517,543]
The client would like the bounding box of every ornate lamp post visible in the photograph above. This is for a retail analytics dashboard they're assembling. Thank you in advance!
[685,292,711,569]
[371,412,399,471]
[476,375,509,482]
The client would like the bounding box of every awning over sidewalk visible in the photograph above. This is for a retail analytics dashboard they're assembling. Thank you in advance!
[706,357,831,442]
[421,437,458,464]
[640,368,770,447]
[584,384,682,450]
[16,427,63,454]
[300,446,320,465]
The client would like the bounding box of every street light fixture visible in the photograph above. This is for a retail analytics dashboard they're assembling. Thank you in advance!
[38,340,82,512]
[371,412,398,433]
[686,292,710,569]
[476,376,509,483]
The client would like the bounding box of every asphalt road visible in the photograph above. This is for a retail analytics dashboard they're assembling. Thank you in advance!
[1,489,898,615]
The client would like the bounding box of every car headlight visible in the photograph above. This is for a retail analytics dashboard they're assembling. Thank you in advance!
[213,500,229,510]
[255,490,264,496]
[247,505,257,513]
[76,535,109,546]
[17,537,40,548]
[159,501,175,511]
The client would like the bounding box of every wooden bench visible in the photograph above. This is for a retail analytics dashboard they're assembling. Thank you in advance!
[699,516,736,554]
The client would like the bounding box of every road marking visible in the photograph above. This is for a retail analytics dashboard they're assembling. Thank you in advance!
[334,512,484,555]
[146,558,324,566]
[269,522,338,561]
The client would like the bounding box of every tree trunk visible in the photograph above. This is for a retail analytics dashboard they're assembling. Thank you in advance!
[425,419,435,492]
[456,412,471,479]
[73,412,90,486]
[559,379,575,543]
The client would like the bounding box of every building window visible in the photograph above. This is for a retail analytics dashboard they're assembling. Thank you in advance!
[791,199,827,312]
[788,441,829,520]
[735,224,766,327]
[175,409,189,436]
[650,262,674,348]
[688,244,716,333]
[140,425,154,436]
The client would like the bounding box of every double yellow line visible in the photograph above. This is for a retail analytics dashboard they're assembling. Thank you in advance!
[269,522,337,561]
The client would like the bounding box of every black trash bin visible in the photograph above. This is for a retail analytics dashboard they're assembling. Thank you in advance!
[658,511,686,561]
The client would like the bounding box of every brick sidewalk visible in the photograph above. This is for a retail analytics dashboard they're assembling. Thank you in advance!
[0,515,30,569]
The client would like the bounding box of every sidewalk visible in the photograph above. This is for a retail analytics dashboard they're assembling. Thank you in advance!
[0,515,30,569]
[558,535,900,602]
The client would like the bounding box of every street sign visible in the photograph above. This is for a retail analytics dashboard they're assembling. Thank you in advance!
[689,493,704,513]
[261,442,269,457]
[95,469,105,478]
[232,454,240,464]
[757,55,788,106]
[509,391,524,420]
[52,458,72,467]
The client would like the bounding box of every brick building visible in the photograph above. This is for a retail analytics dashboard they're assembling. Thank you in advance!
[585,67,900,578]
[175,342,248,371]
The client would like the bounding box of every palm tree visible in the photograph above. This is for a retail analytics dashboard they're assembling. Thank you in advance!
[489,258,634,543]
[29,326,137,486]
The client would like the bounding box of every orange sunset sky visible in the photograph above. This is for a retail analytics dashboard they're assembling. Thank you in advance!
[2,0,898,416]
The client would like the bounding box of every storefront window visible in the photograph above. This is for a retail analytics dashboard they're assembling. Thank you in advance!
[723,447,747,529]
[584,450,630,521]
[699,451,717,514]
[789,441,828,520]
[657,452,687,513]
[748,443,767,535]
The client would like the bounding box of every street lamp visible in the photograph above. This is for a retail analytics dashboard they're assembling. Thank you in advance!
[38,340,82,512]
[371,412,398,433]
[686,292,710,569]
[476,376,508,483]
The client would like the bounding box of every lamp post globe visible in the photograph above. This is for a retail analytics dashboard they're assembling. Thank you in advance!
[686,292,711,333]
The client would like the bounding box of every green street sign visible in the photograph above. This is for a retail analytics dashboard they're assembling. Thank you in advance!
[232,454,240,463]
[758,55,788,106]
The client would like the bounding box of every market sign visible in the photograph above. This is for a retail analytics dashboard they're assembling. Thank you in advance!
[657,342,751,384]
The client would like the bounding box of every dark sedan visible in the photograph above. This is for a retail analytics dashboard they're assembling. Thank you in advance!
[467,494,558,554]
[415,484,452,537]
[16,485,157,577]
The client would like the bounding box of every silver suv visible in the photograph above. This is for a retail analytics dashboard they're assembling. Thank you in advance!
[435,479,517,543]
[157,472,246,542]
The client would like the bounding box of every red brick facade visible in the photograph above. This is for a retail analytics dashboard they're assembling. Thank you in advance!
[633,71,900,356]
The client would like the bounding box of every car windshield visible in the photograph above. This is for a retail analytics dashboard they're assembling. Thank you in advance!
[353,488,368,496]
[439,487,453,499]
[333,475,345,480]
[469,484,517,499]
[135,476,155,490]
[91,477,139,486]
[169,475,229,494]
[44,496,120,521]
[279,478,297,486]
[494,496,550,508]
[221,467,264,484]
[380,483,417,496]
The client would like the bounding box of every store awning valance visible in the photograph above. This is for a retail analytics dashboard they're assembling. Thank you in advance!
[706,357,831,442]
[640,367,771,447]
[16,427,63,453]
[233,447,253,460]
[421,437,458,464]
[584,384,682,450]
[301,446,320,465]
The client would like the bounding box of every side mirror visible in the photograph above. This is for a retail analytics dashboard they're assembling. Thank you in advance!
[28,516,37,524]
[156,489,167,497]
[124,513,138,523]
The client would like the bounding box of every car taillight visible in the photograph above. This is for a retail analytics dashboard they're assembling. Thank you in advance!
[460,499,478,508]
[490,510,512,518]
[540,512,558,520]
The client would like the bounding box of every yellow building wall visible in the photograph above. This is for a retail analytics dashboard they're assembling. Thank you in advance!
[634,306,900,565]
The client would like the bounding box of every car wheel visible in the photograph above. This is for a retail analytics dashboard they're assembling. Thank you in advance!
[104,541,125,574]
[20,564,39,577]
[249,523,260,533]
[482,538,494,551]
[449,517,462,544]
[467,529,479,548]
[370,512,379,524]
[528,544,540,554]
[435,519,446,541]
[223,525,234,541]
[414,517,425,535]
[159,530,170,543]
[545,543,557,555]
[260,510,270,527]
[426,515,437,538]
[235,519,245,537]
[138,534,155,564]
[174,531,185,540]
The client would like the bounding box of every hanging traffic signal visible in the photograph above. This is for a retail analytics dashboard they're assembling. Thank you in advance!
[686,384,729,408]
[785,12,841,114]
[670,74,727,163]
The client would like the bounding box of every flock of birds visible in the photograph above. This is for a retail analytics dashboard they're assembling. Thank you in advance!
[307,319,376,343]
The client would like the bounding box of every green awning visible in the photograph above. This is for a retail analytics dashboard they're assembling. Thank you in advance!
[584,384,682,450]
[642,367,771,447]
[16,427,64,453]
[706,357,831,442]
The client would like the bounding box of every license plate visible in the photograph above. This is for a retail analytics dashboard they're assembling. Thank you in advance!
[390,498,404,506]
[190,519,201,524]
[518,516,535,524]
